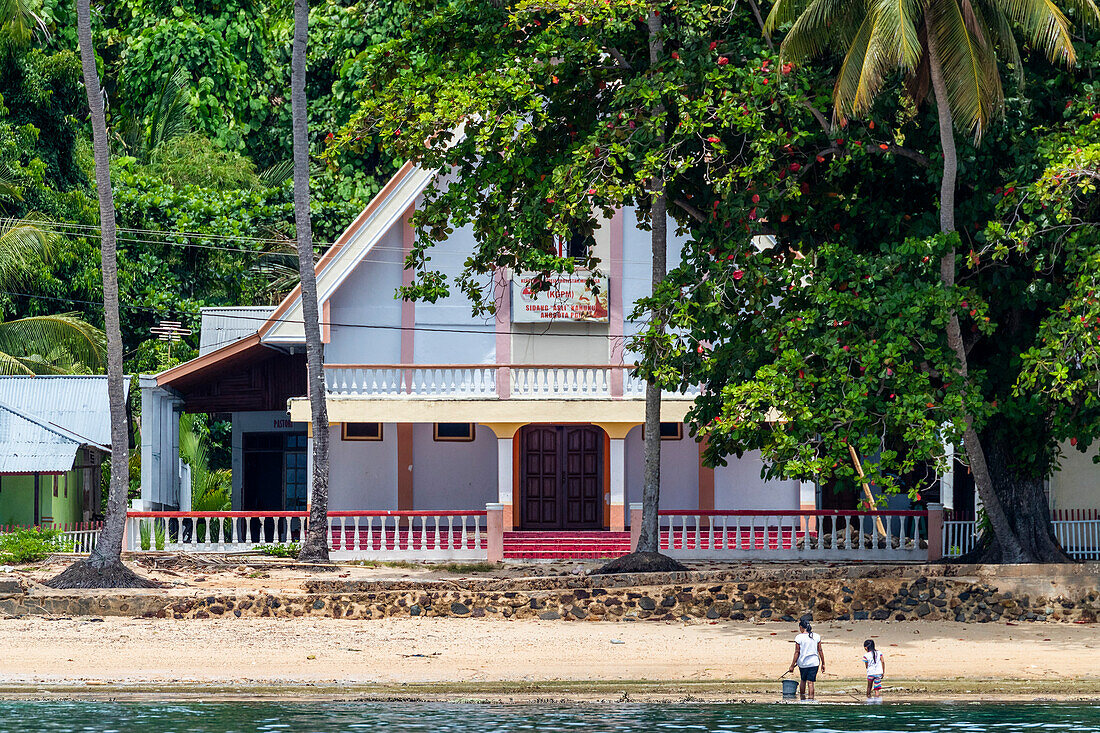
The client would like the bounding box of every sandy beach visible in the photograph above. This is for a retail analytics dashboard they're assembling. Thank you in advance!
[2,615,1098,698]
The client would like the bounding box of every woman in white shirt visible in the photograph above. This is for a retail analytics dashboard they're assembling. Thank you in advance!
[788,618,825,700]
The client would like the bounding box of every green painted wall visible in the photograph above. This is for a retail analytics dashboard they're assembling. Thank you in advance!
[0,468,86,527]
[0,475,37,526]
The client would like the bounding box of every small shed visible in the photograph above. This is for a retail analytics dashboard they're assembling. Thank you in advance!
[0,376,123,526]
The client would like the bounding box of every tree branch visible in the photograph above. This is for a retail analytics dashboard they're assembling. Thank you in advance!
[674,197,707,223]
[745,0,775,52]
[799,99,832,135]
[606,46,633,71]
[877,142,931,167]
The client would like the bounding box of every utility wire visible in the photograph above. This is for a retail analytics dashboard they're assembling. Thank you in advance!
[11,217,676,268]
[0,289,640,340]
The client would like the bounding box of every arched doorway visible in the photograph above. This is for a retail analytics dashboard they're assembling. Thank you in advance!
[520,424,604,529]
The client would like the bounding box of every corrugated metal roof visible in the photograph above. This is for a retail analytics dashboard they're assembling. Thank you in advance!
[0,402,83,473]
[199,307,271,356]
[0,375,125,450]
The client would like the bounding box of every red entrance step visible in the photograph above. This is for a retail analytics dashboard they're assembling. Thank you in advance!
[503,531,631,560]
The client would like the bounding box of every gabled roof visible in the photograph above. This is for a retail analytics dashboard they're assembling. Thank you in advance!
[258,161,433,344]
[147,160,433,383]
[0,375,125,449]
[0,376,123,474]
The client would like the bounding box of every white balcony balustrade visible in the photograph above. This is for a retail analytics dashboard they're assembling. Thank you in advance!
[323,364,700,400]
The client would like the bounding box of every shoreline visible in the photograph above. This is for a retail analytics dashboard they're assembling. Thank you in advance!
[1,679,1099,704]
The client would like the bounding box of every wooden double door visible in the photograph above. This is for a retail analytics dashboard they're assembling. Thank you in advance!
[520,425,603,529]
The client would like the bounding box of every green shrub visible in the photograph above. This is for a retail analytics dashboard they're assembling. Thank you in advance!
[154,520,166,551]
[0,527,73,564]
[257,543,299,558]
[139,520,152,551]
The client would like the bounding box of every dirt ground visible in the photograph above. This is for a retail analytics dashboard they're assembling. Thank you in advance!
[15,553,598,593]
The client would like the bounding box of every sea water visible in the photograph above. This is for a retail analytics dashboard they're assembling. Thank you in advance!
[0,701,1097,733]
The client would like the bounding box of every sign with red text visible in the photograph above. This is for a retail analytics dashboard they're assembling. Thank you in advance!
[512,273,610,323]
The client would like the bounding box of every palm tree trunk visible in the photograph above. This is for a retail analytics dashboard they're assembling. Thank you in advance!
[926,28,1029,563]
[636,6,667,555]
[291,0,331,563]
[46,0,155,588]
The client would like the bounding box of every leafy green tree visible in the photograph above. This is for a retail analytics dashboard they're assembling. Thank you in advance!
[648,40,1100,562]
[0,218,105,373]
[0,0,44,52]
[761,0,1098,561]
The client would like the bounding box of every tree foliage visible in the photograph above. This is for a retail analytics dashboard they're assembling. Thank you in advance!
[650,41,1100,507]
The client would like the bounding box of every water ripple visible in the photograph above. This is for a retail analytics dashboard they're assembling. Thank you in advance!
[0,701,1097,733]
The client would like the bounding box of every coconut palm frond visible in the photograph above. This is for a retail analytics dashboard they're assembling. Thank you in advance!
[146,68,193,160]
[0,313,107,374]
[257,159,295,189]
[929,0,1003,140]
[832,13,893,120]
[976,0,1023,79]
[0,349,37,375]
[964,0,1009,104]
[0,216,55,289]
[987,0,1081,63]
[0,169,21,205]
[766,0,820,32]
[780,0,867,62]
[0,0,48,49]
[1056,0,1100,26]
[873,0,925,69]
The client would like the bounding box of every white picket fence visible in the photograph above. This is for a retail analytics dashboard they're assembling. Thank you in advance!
[942,513,1100,560]
[0,522,101,554]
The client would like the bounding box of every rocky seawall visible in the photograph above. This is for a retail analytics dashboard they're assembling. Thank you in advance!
[3,564,1097,622]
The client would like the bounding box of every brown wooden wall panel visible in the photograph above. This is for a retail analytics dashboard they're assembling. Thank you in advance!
[179,353,306,413]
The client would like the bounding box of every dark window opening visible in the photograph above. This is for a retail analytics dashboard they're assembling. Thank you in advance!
[557,229,595,260]
[241,431,308,513]
[342,422,383,441]
[434,423,476,442]
[643,422,684,440]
